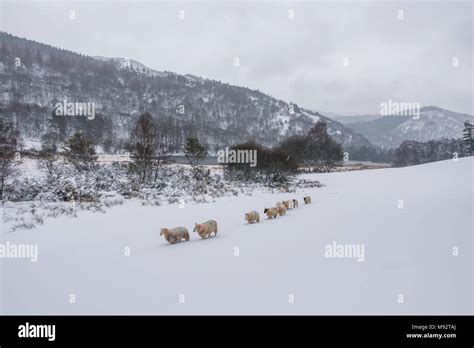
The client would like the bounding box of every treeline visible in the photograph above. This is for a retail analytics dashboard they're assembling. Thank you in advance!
[345,139,469,168]
[0,31,117,76]
[343,145,395,163]
[344,121,474,167]
[391,121,473,167]
[225,120,343,184]
[35,112,344,185]
[392,138,465,167]
[0,112,343,204]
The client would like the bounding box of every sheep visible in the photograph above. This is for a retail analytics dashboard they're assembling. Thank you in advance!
[276,202,287,216]
[193,220,218,239]
[245,210,260,224]
[292,199,299,208]
[283,200,294,210]
[160,227,190,244]
[264,207,278,219]
[304,196,312,204]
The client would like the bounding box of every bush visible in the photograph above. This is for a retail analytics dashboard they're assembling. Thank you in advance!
[224,141,297,184]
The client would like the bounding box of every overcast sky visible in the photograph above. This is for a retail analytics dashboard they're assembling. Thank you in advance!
[1,0,472,115]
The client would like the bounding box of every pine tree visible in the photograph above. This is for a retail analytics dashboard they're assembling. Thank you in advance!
[63,131,97,171]
[463,121,473,156]
[184,137,207,167]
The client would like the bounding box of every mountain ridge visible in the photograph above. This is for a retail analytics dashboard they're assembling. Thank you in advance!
[334,106,473,148]
[0,31,371,151]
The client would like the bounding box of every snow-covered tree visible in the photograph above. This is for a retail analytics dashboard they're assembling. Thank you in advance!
[463,121,473,156]
[129,112,157,183]
[0,118,20,201]
[304,121,343,171]
[38,131,59,176]
[63,131,98,171]
[184,137,207,168]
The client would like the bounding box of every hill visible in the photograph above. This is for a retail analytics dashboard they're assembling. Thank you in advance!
[346,106,474,148]
[0,31,371,152]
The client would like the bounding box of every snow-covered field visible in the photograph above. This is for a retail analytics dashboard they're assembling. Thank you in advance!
[1,158,472,314]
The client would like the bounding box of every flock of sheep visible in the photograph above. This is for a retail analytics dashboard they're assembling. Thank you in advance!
[159,195,312,245]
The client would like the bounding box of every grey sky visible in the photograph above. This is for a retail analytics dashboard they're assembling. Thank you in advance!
[1,0,472,115]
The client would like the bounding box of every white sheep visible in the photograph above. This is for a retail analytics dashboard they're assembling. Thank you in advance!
[264,207,278,219]
[245,211,260,223]
[160,227,190,244]
[276,202,287,216]
[193,220,218,239]
[283,200,294,210]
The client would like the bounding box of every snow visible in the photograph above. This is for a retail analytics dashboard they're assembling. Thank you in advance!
[302,110,321,124]
[16,158,43,179]
[1,157,472,314]
[22,138,42,151]
[97,154,131,163]
[276,114,290,134]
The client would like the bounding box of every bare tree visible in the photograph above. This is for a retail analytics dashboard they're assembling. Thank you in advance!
[151,115,176,181]
[304,121,343,172]
[129,113,157,184]
[0,118,20,202]
[37,130,59,176]
[152,141,173,182]
[129,113,177,183]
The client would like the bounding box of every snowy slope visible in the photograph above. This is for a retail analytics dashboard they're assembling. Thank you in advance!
[0,32,371,149]
[93,56,188,80]
[348,106,474,148]
[395,106,472,141]
[1,158,472,314]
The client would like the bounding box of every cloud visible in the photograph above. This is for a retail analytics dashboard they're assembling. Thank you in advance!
[1,0,472,115]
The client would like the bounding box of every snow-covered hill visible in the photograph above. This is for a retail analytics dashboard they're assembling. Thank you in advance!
[334,114,383,124]
[93,56,184,80]
[0,31,370,149]
[347,106,474,148]
[396,106,472,141]
[1,157,472,314]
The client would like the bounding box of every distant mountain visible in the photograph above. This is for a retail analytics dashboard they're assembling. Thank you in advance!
[344,106,474,149]
[0,32,371,152]
[333,114,384,125]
